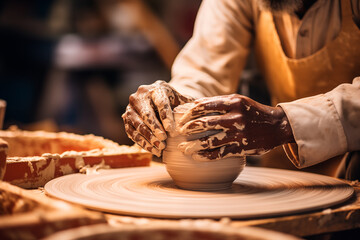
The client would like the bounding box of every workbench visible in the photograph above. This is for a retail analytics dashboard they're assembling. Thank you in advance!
[101,179,360,238]
[1,164,360,239]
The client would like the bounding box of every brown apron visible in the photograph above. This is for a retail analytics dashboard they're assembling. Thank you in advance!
[254,0,360,177]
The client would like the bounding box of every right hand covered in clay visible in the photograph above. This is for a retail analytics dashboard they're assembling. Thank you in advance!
[122,80,194,157]
[176,94,295,161]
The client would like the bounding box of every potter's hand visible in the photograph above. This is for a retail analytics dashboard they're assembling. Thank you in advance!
[122,80,194,156]
[177,94,295,161]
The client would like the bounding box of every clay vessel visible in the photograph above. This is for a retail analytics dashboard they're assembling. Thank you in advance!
[163,103,246,191]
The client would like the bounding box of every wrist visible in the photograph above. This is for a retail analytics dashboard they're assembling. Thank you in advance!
[275,106,295,145]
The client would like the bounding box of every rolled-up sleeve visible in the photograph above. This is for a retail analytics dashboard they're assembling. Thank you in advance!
[279,77,360,168]
[170,0,256,99]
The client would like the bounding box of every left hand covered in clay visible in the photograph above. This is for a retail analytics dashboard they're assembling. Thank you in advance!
[177,94,295,161]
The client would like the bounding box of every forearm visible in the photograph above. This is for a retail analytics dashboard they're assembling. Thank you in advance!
[170,0,255,98]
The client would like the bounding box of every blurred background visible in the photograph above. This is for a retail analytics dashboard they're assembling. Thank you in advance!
[0,0,269,147]
[0,0,202,145]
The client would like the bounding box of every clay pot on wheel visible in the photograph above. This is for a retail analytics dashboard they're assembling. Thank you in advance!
[163,103,246,191]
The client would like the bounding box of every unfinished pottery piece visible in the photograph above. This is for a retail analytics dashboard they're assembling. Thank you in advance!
[45,166,354,219]
[163,103,246,191]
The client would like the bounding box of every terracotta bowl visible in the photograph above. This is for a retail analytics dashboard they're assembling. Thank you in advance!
[163,103,246,191]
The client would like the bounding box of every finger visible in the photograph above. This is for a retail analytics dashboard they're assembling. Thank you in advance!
[177,100,227,126]
[154,80,194,105]
[176,91,195,105]
[178,94,252,126]
[178,131,241,154]
[178,139,206,155]
[193,144,269,161]
[129,94,167,141]
[124,105,166,149]
[192,144,244,161]
[179,115,228,135]
[152,87,175,133]
[124,121,162,157]
[123,112,166,151]
[180,113,245,136]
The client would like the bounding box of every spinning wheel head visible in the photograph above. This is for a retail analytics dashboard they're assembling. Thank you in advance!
[45,166,354,219]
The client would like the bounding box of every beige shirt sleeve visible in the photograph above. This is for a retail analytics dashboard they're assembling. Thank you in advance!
[279,77,360,168]
[169,0,256,99]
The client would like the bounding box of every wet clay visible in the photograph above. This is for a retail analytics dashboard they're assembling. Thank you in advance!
[163,103,246,191]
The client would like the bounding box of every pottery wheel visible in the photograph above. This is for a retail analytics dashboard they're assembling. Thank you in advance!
[45,166,354,219]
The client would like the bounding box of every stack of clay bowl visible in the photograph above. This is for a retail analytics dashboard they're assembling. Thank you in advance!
[163,103,246,191]
[0,128,152,188]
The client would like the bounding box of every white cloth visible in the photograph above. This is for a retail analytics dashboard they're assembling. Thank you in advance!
[169,0,360,167]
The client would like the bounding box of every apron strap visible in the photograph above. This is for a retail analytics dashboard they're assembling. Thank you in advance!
[341,0,359,31]
[350,0,360,28]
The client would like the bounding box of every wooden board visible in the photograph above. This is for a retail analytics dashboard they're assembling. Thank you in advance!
[0,181,106,239]
[44,166,354,219]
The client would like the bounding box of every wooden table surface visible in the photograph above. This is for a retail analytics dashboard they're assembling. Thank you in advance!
[99,181,360,238]
[29,163,360,238]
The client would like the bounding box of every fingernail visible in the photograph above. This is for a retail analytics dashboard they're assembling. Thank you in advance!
[154,128,167,141]
[158,141,166,150]
[177,142,193,155]
[152,138,166,150]
[151,148,162,157]
[162,118,174,132]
